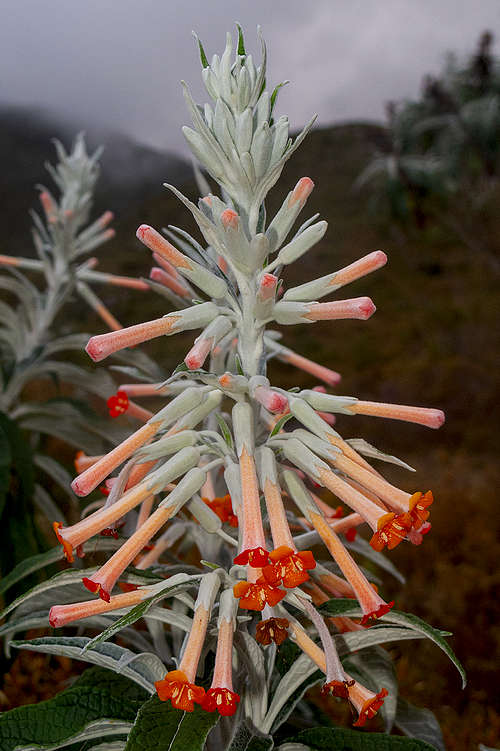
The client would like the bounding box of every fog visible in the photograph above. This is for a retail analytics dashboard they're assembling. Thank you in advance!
[1,0,499,152]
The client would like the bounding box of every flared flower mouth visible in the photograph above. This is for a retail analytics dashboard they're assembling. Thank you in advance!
[352,687,388,726]
[155,670,205,712]
[52,522,74,563]
[370,511,412,551]
[82,576,111,603]
[409,491,434,527]
[255,617,290,646]
[261,546,316,588]
[107,390,129,417]
[233,546,270,568]
[321,678,355,699]
[201,687,240,716]
[233,580,286,610]
[360,600,394,626]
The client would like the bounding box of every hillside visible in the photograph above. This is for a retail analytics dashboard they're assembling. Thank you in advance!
[1,113,498,750]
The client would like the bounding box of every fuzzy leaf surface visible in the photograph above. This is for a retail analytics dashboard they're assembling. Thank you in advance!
[0,667,146,751]
[124,695,219,751]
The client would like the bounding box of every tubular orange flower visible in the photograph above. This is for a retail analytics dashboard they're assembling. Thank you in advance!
[262,545,316,588]
[202,594,241,716]
[49,587,148,627]
[81,504,173,601]
[156,573,219,710]
[310,511,393,625]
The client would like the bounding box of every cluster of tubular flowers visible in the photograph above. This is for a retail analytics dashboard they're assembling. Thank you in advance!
[48,28,446,729]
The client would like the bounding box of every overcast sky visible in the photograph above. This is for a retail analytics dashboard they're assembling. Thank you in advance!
[1,0,499,155]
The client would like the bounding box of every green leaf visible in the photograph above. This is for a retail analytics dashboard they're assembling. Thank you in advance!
[288,726,438,750]
[10,637,165,693]
[124,695,219,751]
[319,599,465,687]
[0,666,147,751]
[195,36,209,69]
[236,24,246,56]
[228,721,274,751]
[215,413,234,450]
[395,698,445,751]
[172,361,190,375]
[270,413,293,437]
[270,82,289,115]
[235,354,244,376]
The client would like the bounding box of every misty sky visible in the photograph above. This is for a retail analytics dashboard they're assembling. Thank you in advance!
[1,0,499,155]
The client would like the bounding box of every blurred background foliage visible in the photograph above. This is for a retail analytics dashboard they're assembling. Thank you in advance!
[0,31,498,751]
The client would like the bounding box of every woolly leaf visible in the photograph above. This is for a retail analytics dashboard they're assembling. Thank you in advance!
[0,667,145,751]
[10,637,165,693]
[288,726,438,750]
[228,721,274,751]
[124,695,219,751]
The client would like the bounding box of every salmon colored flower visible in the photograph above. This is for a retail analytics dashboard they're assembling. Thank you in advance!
[155,670,205,712]
[233,580,286,611]
[255,617,290,646]
[201,688,240,716]
[201,589,240,716]
[156,573,219,711]
[262,545,316,588]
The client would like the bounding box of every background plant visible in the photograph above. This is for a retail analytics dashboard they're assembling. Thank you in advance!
[0,136,152,576]
[357,30,500,272]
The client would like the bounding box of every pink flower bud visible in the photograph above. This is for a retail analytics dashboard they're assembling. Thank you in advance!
[289,177,314,208]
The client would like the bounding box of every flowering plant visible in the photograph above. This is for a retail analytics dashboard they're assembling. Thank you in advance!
[0,136,151,574]
[0,27,463,751]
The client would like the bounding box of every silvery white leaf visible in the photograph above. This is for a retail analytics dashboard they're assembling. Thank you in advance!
[347,438,416,471]
[10,636,165,693]
[17,720,132,751]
